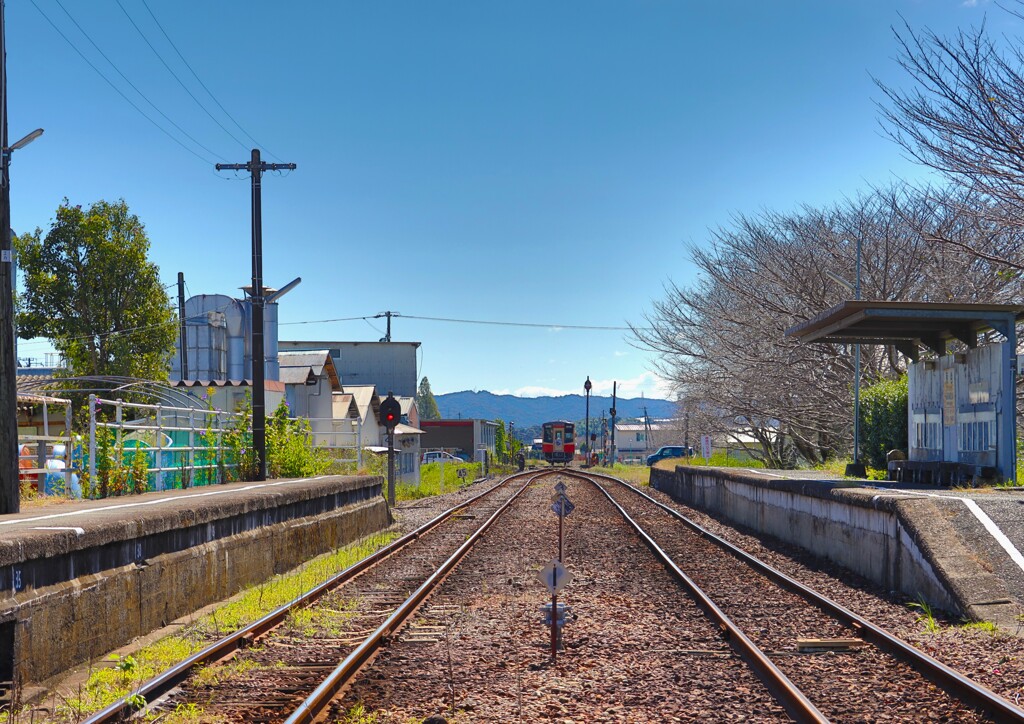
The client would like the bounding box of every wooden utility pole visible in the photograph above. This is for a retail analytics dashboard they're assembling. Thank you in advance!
[0,3,16,514]
[215,150,295,480]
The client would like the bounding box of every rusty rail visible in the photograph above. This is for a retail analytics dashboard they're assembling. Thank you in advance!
[589,471,1024,722]
[81,471,538,724]
[573,471,829,723]
[283,470,554,724]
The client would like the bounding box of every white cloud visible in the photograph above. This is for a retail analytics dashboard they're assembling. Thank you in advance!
[613,350,629,357]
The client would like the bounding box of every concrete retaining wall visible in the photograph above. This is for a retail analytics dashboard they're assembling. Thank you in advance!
[650,466,983,617]
[0,476,391,686]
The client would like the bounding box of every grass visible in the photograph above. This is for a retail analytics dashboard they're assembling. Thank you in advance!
[961,620,999,635]
[50,531,398,722]
[395,461,482,501]
[588,463,651,486]
[908,598,941,634]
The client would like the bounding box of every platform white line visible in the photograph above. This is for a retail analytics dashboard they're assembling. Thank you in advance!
[0,476,329,529]
[872,487,1024,576]
[31,526,85,535]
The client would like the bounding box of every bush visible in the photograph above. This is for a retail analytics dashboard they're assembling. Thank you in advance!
[859,376,908,469]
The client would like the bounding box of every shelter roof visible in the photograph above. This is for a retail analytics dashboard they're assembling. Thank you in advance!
[785,301,1024,361]
[394,423,424,435]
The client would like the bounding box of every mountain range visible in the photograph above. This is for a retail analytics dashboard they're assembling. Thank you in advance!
[434,390,677,428]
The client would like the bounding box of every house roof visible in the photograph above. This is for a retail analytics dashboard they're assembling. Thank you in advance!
[394,423,424,435]
[785,301,1024,361]
[278,350,341,390]
[345,385,381,422]
[332,392,359,419]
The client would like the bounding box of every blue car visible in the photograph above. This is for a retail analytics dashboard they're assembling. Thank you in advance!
[646,446,692,466]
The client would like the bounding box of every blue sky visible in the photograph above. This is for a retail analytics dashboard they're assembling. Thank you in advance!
[6,0,1011,399]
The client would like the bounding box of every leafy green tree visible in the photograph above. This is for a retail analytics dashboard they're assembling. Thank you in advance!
[859,376,909,469]
[494,417,508,461]
[417,376,441,420]
[15,199,176,380]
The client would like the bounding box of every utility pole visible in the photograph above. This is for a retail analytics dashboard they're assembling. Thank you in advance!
[177,271,188,380]
[583,376,591,464]
[0,0,13,514]
[374,311,399,342]
[609,382,617,465]
[216,149,296,481]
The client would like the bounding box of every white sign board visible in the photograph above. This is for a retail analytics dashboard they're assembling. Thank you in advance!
[537,559,573,595]
[700,435,712,460]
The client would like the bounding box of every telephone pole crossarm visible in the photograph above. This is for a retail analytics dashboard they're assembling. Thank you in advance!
[215,149,296,481]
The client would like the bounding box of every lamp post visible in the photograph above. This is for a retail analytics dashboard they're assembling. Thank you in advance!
[509,420,514,462]
[0,2,43,514]
[584,376,592,465]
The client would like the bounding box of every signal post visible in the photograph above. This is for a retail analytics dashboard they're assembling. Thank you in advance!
[380,392,401,506]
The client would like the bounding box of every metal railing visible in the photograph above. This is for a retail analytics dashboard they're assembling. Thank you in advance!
[17,393,77,496]
[88,395,246,494]
[300,417,366,470]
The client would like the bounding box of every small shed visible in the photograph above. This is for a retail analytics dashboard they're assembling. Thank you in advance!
[786,301,1024,483]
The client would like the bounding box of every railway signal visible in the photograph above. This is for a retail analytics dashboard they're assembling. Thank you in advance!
[381,392,401,506]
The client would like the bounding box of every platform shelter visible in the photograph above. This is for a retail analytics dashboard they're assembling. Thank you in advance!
[786,302,1024,483]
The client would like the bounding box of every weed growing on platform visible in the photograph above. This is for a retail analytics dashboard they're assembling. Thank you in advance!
[54,532,397,721]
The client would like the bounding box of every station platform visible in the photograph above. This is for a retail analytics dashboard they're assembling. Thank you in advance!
[651,465,1024,632]
[0,475,391,690]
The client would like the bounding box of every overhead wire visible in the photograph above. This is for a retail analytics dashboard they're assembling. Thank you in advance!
[139,0,281,161]
[115,0,252,155]
[30,0,222,165]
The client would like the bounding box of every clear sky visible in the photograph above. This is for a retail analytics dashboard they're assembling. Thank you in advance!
[6,0,1013,399]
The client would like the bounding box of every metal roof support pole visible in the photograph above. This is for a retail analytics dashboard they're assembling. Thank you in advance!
[1001,317,1018,483]
[853,238,862,467]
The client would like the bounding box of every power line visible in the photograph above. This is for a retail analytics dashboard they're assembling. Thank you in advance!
[402,314,637,331]
[115,0,252,155]
[30,0,220,164]
[139,0,280,161]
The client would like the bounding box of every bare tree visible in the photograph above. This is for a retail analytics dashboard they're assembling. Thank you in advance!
[635,186,1018,467]
[877,11,1024,271]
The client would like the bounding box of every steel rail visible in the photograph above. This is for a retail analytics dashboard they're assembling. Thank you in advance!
[590,471,1024,722]
[81,471,536,724]
[567,471,829,723]
[284,470,554,724]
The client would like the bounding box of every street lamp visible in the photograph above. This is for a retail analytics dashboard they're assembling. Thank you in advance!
[828,238,865,478]
[0,126,44,514]
[584,376,592,464]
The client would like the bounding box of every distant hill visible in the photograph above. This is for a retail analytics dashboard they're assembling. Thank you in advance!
[434,390,677,428]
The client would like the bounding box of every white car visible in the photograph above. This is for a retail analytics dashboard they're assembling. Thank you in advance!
[422,451,462,464]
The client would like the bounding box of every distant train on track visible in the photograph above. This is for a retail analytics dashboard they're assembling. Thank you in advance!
[541,420,575,465]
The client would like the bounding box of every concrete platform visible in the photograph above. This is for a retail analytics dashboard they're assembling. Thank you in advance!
[0,475,391,690]
[651,465,1024,632]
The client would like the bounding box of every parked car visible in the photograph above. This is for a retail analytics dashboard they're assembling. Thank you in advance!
[646,445,692,466]
[422,450,462,464]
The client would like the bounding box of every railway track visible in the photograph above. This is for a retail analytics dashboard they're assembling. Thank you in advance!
[81,469,1024,722]
[82,470,547,724]
[579,470,1024,722]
